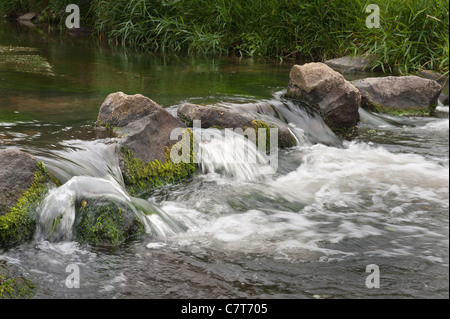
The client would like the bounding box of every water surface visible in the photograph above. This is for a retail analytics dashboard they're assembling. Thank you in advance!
[1,20,448,299]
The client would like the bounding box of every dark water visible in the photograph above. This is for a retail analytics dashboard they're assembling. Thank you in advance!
[0,21,448,299]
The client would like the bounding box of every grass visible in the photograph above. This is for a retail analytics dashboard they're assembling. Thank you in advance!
[0,0,448,75]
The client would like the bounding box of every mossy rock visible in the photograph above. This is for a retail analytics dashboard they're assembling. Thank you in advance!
[75,197,146,246]
[120,128,197,197]
[362,100,437,116]
[0,261,35,299]
[177,103,298,149]
[245,120,297,153]
[0,161,56,247]
[352,76,442,116]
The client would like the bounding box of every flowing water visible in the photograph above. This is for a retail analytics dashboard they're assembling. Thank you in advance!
[0,21,448,299]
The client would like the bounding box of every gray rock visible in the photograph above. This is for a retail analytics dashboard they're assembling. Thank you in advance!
[121,109,186,164]
[96,92,196,197]
[0,149,37,215]
[286,62,361,130]
[17,12,37,21]
[418,70,449,105]
[96,92,187,164]
[97,92,162,128]
[324,55,377,73]
[177,103,297,148]
[352,76,442,114]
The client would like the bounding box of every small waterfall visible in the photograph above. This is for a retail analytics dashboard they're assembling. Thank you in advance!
[196,128,275,181]
[271,95,342,147]
[42,140,124,186]
[35,142,187,242]
[35,175,187,242]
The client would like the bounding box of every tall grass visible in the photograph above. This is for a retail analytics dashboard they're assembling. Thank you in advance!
[1,0,448,75]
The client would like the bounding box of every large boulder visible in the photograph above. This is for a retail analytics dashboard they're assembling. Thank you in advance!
[177,103,298,149]
[0,149,55,247]
[97,92,162,128]
[285,63,361,130]
[352,76,442,115]
[96,92,196,196]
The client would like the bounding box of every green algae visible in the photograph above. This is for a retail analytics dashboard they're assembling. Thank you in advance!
[75,199,145,246]
[121,129,197,197]
[0,261,35,299]
[0,162,55,247]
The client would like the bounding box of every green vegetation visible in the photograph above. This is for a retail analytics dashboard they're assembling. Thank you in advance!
[362,101,437,116]
[76,198,145,246]
[0,261,35,299]
[0,0,447,75]
[0,162,55,247]
[121,129,196,196]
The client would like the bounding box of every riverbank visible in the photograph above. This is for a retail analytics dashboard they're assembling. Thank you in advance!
[1,0,448,76]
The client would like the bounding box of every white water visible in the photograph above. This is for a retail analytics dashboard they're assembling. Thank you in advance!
[33,97,449,265]
[4,94,448,298]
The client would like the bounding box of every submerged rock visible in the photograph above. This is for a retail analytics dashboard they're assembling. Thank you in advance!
[177,103,298,149]
[285,62,361,131]
[0,149,55,247]
[96,92,196,196]
[352,76,442,115]
[0,260,35,299]
[0,45,53,75]
[75,197,145,246]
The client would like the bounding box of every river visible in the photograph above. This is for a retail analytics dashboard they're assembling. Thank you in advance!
[0,21,448,299]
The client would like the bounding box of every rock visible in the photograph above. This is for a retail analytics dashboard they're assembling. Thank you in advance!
[0,260,35,299]
[0,149,56,247]
[67,26,91,38]
[418,70,449,105]
[285,62,361,130]
[97,92,162,128]
[324,55,377,73]
[96,92,196,196]
[17,12,37,21]
[177,103,298,149]
[18,20,36,28]
[97,92,186,163]
[75,197,145,246]
[0,149,37,215]
[352,76,442,115]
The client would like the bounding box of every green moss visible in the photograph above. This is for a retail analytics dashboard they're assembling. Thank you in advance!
[245,119,297,151]
[76,199,145,246]
[121,129,197,197]
[250,120,275,153]
[0,162,55,247]
[331,126,358,140]
[0,262,35,299]
[96,121,120,137]
[177,111,194,127]
[363,102,434,116]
